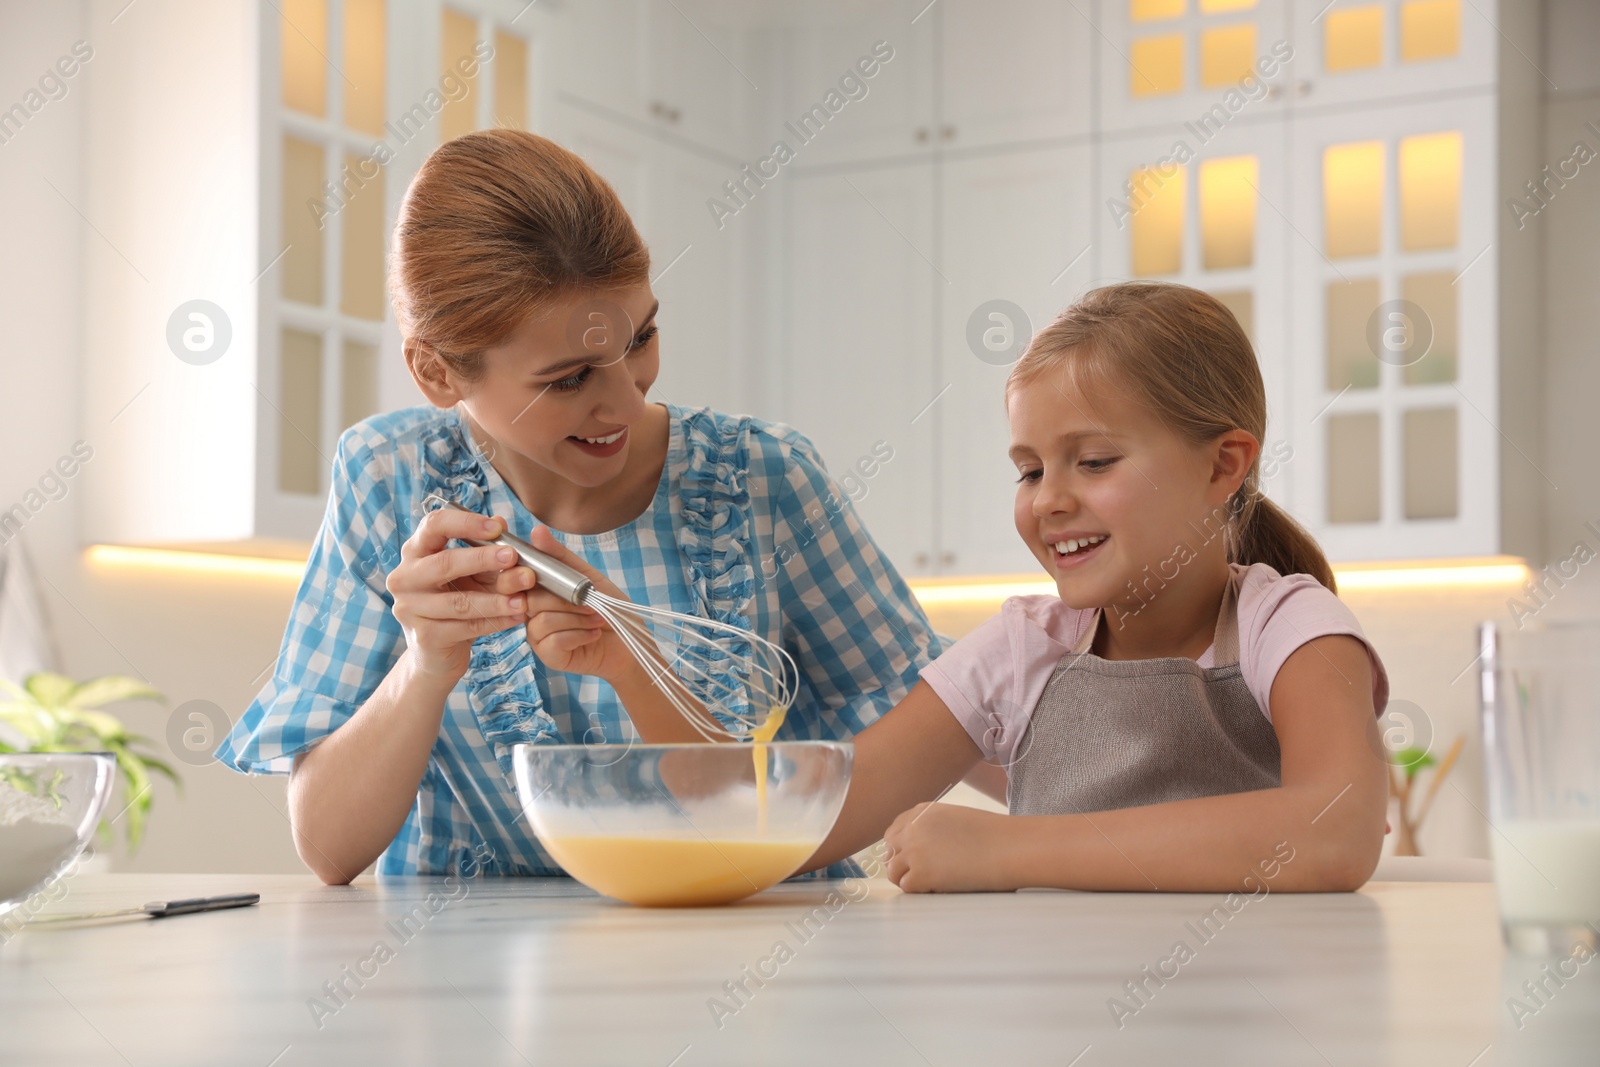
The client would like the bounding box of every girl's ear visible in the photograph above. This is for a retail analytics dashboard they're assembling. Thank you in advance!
[1210,429,1261,498]
[406,340,466,408]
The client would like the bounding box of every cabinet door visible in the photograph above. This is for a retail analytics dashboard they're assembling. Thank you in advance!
[938,0,1093,150]
[1289,0,1495,109]
[639,142,751,416]
[1286,96,1497,559]
[782,167,938,577]
[1098,0,1292,134]
[640,0,752,157]
[546,0,649,120]
[1097,120,1292,506]
[781,1,935,168]
[938,146,1094,576]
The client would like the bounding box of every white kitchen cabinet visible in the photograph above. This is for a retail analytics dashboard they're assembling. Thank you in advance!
[777,2,936,169]
[1096,118,1293,502]
[1287,0,1495,110]
[1096,0,1294,135]
[936,147,1095,576]
[782,166,939,577]
[937,0,1093,149]
[1285,96,1503,560]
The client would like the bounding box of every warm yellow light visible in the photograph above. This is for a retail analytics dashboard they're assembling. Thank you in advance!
[909,559,1530,607]
[1199,155,1257,269]
[1200,0,1257,11]
[1335,559,1527,590]
[1325,5,1384,73]
[1130,34,1185,97]
[1323,140,1384,258]
[1401,0,1460,63]
[1131,0,1186,22]
[281,0,327,117]
[1200,23,1256,88]
[1131,163,1186,275]
[86,546,307,582]
[1400,131,1461,251]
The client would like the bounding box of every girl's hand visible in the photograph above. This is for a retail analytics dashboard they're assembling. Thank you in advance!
[520,528,641,686]
[884,803,1017,893]
[388,508,534,682]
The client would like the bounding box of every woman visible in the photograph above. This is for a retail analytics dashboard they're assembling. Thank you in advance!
[216,129,942,883]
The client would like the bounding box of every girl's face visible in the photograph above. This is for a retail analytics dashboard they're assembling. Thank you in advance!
[1007,361,1253,612]
[447,283,661,488]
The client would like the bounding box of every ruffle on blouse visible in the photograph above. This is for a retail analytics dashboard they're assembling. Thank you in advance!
[673,410,758,730]
[419,406,763,781]
[421,412,560,785]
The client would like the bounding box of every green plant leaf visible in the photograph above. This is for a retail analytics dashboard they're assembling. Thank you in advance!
[113,746,154,853]
[0,702,57,744]
[65,676,164,712]
[24,672,78,709]
[1391,746,1436,778]
[73,709,130,744]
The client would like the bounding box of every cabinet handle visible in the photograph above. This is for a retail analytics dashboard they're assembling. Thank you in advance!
[914,127,930,143]
[940,551,956,566]
[914,551,930,567]
[649,101,682,124]
[940,124,956,141]
[1294,80,1312,98]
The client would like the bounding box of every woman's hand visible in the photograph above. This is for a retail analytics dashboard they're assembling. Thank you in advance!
[884,802,1018,893]
[387,508,534,682]
[520,527,643,686]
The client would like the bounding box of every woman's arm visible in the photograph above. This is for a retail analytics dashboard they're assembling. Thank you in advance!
[288,506,533,884]
[288,648,463,883]
[885,635,1387,893]
[801,681,982,872]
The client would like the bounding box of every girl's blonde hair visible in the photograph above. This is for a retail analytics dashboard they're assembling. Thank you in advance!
[389,129,651,380]
[1008,282,1335,591]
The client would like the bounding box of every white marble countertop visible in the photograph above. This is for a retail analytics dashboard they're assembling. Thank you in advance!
[0,872,1594,1066]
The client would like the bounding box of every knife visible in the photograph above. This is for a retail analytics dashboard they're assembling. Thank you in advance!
[27,893,261,924]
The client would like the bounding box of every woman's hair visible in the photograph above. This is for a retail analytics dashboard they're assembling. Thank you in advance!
[1008,282,1335,592]
[389,128,651,380]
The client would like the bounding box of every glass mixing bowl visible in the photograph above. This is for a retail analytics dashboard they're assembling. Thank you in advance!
[513,741,852,907]
[1,753,117,921]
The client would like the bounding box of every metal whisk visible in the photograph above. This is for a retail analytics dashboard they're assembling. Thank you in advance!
[423,494,799,742]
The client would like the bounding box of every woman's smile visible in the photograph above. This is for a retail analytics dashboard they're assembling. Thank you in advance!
[568,425,629,458]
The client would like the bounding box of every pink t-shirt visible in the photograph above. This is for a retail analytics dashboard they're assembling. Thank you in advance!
[921,563,1390,771]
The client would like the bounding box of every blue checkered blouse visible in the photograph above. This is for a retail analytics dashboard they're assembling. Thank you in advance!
[216,403,943,878]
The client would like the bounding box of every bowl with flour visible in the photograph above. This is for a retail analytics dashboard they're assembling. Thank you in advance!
[1,753,117,920]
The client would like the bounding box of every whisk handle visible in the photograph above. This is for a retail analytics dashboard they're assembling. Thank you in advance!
[423,494,594,606]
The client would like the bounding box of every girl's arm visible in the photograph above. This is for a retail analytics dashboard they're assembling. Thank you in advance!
[801,681,982,872]
[885,635,1387,893]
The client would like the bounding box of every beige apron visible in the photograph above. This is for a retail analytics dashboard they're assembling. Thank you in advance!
[1009,574,1282,816]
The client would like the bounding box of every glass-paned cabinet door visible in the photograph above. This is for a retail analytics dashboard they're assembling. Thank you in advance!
[1289,0,1493,108]
[1286,97,1497,560]
[1099,0,1292,133]
[269,0,390,511]
[1096,123,1293,504]
[264,0,539,509]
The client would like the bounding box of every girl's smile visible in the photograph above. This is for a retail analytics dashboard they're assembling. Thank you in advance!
[1007,361,1257,653]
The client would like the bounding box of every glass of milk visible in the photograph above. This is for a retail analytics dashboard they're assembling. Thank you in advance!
[1479,620,1600,955]
[0,753,117,924]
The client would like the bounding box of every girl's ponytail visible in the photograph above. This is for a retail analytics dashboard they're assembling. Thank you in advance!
[1235,493,1337,593]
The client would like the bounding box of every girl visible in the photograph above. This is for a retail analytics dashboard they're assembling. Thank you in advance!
[216,129,943,884]
[806,282,1390,893]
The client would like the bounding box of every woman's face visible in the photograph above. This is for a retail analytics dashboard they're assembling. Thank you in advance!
[453,283,661,488]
